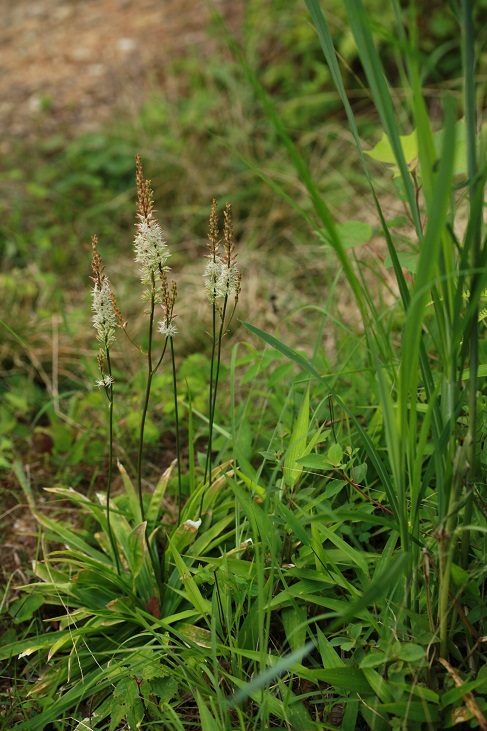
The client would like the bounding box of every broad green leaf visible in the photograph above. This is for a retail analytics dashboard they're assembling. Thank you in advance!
[360,651,388,669]
[282,605,308,652]
[33,512,109,564]
[365,130,418,172]
[0,631,70,661]
[168,539,211,615]
[320,220,373,248]
[310,666,373,694]
[283,385,310,488]
[316,627,345,667]
[196,693,218,731]
[376,702,440,723]
[392,642,426,663]
[110,677,143,731]
[9,593,45,623]
[315,523,369,576]
[117,460,142,523]
[363,667,394,703]
[327,442,343,466]
[440,678,487,708]
[147,459,176,527]
[384,251,418,273]
[127,521,147,580]
[391,683,439,704]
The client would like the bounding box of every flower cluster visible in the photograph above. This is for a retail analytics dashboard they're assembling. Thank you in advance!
[157,273,178,339]
[95,374,115,390]
[203,200,240,304]
[134,155,170,289]
[91,236,118,348]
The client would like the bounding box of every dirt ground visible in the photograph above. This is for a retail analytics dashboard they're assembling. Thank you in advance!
[0,0,240,145]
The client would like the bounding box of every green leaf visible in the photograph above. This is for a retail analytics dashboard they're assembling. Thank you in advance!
[384,251,418,273]
[127,521,147,580]
[365,130,418,171]
[327,442,343,466]
[117,460,142,523]
[168,539,211,615]
[282,605,308,652]
[228,641,316,706]
[110,677,143,731]
[283,385,310,488]
[311,666,373,694]
[196,693,218,731]
[440,678,486,708]
[295,453,335,470]
[360,651,388,669]
[376,702,440,723]
[147,459,176,527]
[9,593,46,623]
[320,220,373,248]
[392,642,426,663]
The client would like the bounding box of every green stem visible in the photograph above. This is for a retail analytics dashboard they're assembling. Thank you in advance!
[137,291,156,521]
[201,296,229,517]
[204,303,218,488]
[105,348,120,574]
[170,337,182,524]
[136,287,166,603]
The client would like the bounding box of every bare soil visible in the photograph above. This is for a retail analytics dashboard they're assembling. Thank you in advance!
[0,0,239,146]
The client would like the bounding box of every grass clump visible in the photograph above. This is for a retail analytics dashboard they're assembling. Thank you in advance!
[1,1,487,730]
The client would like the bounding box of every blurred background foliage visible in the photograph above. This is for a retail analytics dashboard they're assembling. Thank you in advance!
[0,0,485,486]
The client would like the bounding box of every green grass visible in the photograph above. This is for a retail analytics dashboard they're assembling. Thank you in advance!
[1,1,487,729]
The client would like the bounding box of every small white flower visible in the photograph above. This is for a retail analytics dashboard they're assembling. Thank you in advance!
[216,263,239,299]
[95,375,114,389]
[158,321,178,337]
[183,518,201,532]
[204,258,239,302]
[203,259,223,303]
[134,218,170,284]
[92,278,117,346]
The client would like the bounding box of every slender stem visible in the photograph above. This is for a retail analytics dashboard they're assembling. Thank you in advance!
[204,303,218,487]
[136,285,165,603]
[170,337,182,524]
[137,289,156,521]
[211,298,229,431]
[105,348,120,574]
[201,296,229,519]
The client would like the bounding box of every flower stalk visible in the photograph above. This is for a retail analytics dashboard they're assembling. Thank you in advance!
[91,235,120,574]
[201,201,240,514]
